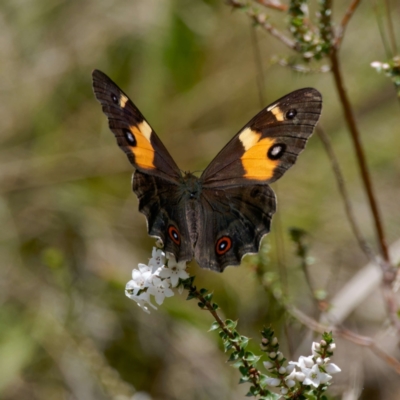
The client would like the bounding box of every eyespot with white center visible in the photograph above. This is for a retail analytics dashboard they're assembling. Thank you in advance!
[123,129,136,146]
[267,143,286,160]
[216,236,232,255]
[168,225,181,245]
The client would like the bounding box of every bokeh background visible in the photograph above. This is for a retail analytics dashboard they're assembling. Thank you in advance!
[1,0,399,399]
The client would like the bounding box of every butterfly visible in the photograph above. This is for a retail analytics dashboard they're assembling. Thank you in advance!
[92,70,322,272]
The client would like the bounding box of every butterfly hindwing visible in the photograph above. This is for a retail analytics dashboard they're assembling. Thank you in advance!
[195,185,276,271]
[201,88,322,188]
[92,70,181,182]
[132,170,194,262]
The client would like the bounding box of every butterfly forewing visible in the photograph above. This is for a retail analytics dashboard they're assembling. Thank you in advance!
[92,70,181,182]
[201,88,322,188]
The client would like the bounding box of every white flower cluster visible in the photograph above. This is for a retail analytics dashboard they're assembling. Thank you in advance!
[370,60,391,73]
[263,340,341,395]
[125,247,189,313]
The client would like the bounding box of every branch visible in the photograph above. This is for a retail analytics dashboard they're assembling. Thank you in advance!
[335,0,362,48]
[255,0,288,12]
[329,49,390,264]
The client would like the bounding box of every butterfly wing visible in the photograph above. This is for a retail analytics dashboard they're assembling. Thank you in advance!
[201,88,322,187]
[132,171,194,262]
[195,88,322,271]
[92,69,181,182]
[195,184,276,271]
[93,70,193,261]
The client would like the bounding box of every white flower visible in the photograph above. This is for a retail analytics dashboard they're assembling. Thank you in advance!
[290,355,314,369]
[312,341,321,356]
[128,292,157,314]
[295,372,306,382]
[126,265,152,295]
[148,248,166,274]
[265,377,281,387]
[159,254,188,286]
[280,387,288,395]
[263,361,274,370]
[325,362,341,374]
[285,365,301,385]
[370,61,382,69]
[329,343,336,351]
[147,276,174,305]
[286,379,296,388]
[278,366,286,374]
[303,364,332,387]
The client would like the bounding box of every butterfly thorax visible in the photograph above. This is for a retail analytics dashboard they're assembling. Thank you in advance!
[180,172,203,200]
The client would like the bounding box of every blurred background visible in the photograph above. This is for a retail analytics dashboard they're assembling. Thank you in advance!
[1,0,399,399]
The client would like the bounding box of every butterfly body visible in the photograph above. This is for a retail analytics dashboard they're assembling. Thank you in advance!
[92,70,322,272]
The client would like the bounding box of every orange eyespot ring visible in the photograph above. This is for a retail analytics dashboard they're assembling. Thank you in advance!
[168,225,181,245]
[216,236,232,255]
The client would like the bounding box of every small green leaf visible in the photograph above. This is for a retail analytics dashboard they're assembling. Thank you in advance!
[209,321,220,332]
[186,292,195,300]
[232,359,244,369]
[197,302,205,308]
[224,341,233,351]
[240,336,249,349]
[225,319,237,329]
[199,288,208,295]
[228,352,239,362]
[239,376,250,384]
[212,303,219,310]
[239,365,249,376]
[204,293,213,302]
[243,352,261,363]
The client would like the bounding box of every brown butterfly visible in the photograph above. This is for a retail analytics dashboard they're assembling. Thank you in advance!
[92,70,322,272]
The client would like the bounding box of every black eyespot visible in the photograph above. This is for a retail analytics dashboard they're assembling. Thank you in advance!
[267,143,286,160]
[286,109,297,119]
[111,94,119,104]
[168,225,181,245]
[216,236,232,255]
[123,129,136,146]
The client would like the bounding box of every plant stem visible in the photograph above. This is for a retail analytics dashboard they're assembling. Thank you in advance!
[329,47,390,263]
[335,0,362,48]
[189,285,270,397]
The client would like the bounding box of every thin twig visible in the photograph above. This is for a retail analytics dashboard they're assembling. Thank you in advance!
[335,0,362,48]
[316,126,376,262]
[226,1,297,50]
[191,285,271,397]
[286,303,400,375]
[255,0,288,12]
[255,17,298,50]
[329,49,390,264]
[383,0,398,56]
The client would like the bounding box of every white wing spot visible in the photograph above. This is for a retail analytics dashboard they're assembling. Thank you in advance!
[239,127,261,151]
[138,120,152,142]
